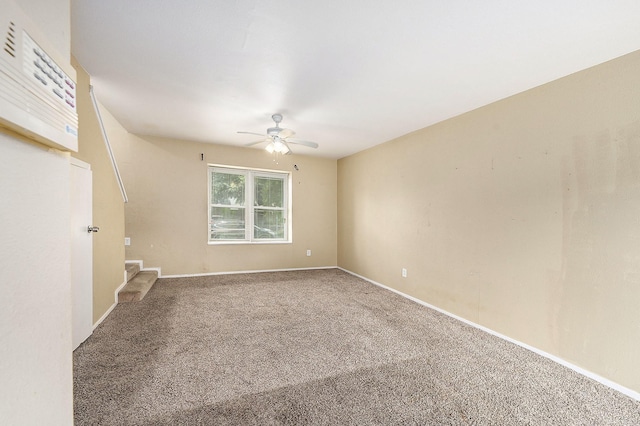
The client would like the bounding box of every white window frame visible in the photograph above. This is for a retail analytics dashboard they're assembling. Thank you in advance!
[208,165,291,244]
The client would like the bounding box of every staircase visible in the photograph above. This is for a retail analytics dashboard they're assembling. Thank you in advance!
[119,262,158,302]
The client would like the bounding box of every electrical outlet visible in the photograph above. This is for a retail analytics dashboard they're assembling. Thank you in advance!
[402,268,407,278]
[124,237,131,246]
[306,249,312,257]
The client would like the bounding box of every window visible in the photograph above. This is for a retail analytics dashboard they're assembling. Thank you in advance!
[209,166,290,243]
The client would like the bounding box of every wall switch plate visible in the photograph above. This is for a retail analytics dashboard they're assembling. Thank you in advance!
[402,268,407,278]
[124,237,131,246]
[306,249,311,256]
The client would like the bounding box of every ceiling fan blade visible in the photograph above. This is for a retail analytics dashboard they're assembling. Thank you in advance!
[244,139,268,147]
[286,139,318,149]
[279,128,295,139]
[237,131,266,137]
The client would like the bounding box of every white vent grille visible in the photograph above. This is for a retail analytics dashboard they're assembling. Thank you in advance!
[0,0,78,151]
[3,20,16,57]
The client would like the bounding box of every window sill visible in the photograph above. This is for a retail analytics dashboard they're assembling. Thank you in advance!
[208,240,292,246]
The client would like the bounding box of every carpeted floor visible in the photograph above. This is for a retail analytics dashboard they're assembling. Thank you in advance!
[74,269,640,425]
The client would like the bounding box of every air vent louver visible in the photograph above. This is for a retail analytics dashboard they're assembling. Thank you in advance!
[3,20,16,57]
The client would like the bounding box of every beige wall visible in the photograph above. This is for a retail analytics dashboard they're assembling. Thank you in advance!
[106,129,337,275]
[0,0,74,423]
[71,59,126,323]
[338,50,640,393]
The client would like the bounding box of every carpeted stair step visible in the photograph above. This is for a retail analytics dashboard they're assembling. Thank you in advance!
[125,262,140,282]
[118,270,158,302]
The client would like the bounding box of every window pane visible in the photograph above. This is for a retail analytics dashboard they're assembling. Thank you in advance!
[211,207,245,239]
[254,176,283,208]
[254,209,284,239]
[208,166,288,243]
[212,172,245,206]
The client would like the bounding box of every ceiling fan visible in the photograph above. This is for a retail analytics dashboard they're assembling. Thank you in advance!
[238,113,319,154]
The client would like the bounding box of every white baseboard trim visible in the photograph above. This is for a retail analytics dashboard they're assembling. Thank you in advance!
[161,265,338,279]
[339,267,640,402]
[92,277,128,330]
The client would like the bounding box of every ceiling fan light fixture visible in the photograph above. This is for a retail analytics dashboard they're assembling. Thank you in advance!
[265,142,275,153]
[266,138,289,154]
[279,143,290,154]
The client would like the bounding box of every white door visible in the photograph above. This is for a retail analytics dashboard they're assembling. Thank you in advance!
[70,158,93,350]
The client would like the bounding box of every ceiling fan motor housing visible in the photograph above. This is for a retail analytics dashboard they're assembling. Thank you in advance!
[267,113,284,135]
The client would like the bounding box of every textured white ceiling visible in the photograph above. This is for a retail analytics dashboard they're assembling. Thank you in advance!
[71,0,640,158]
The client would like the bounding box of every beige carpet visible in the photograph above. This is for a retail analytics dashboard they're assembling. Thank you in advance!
[74,269,640,425]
